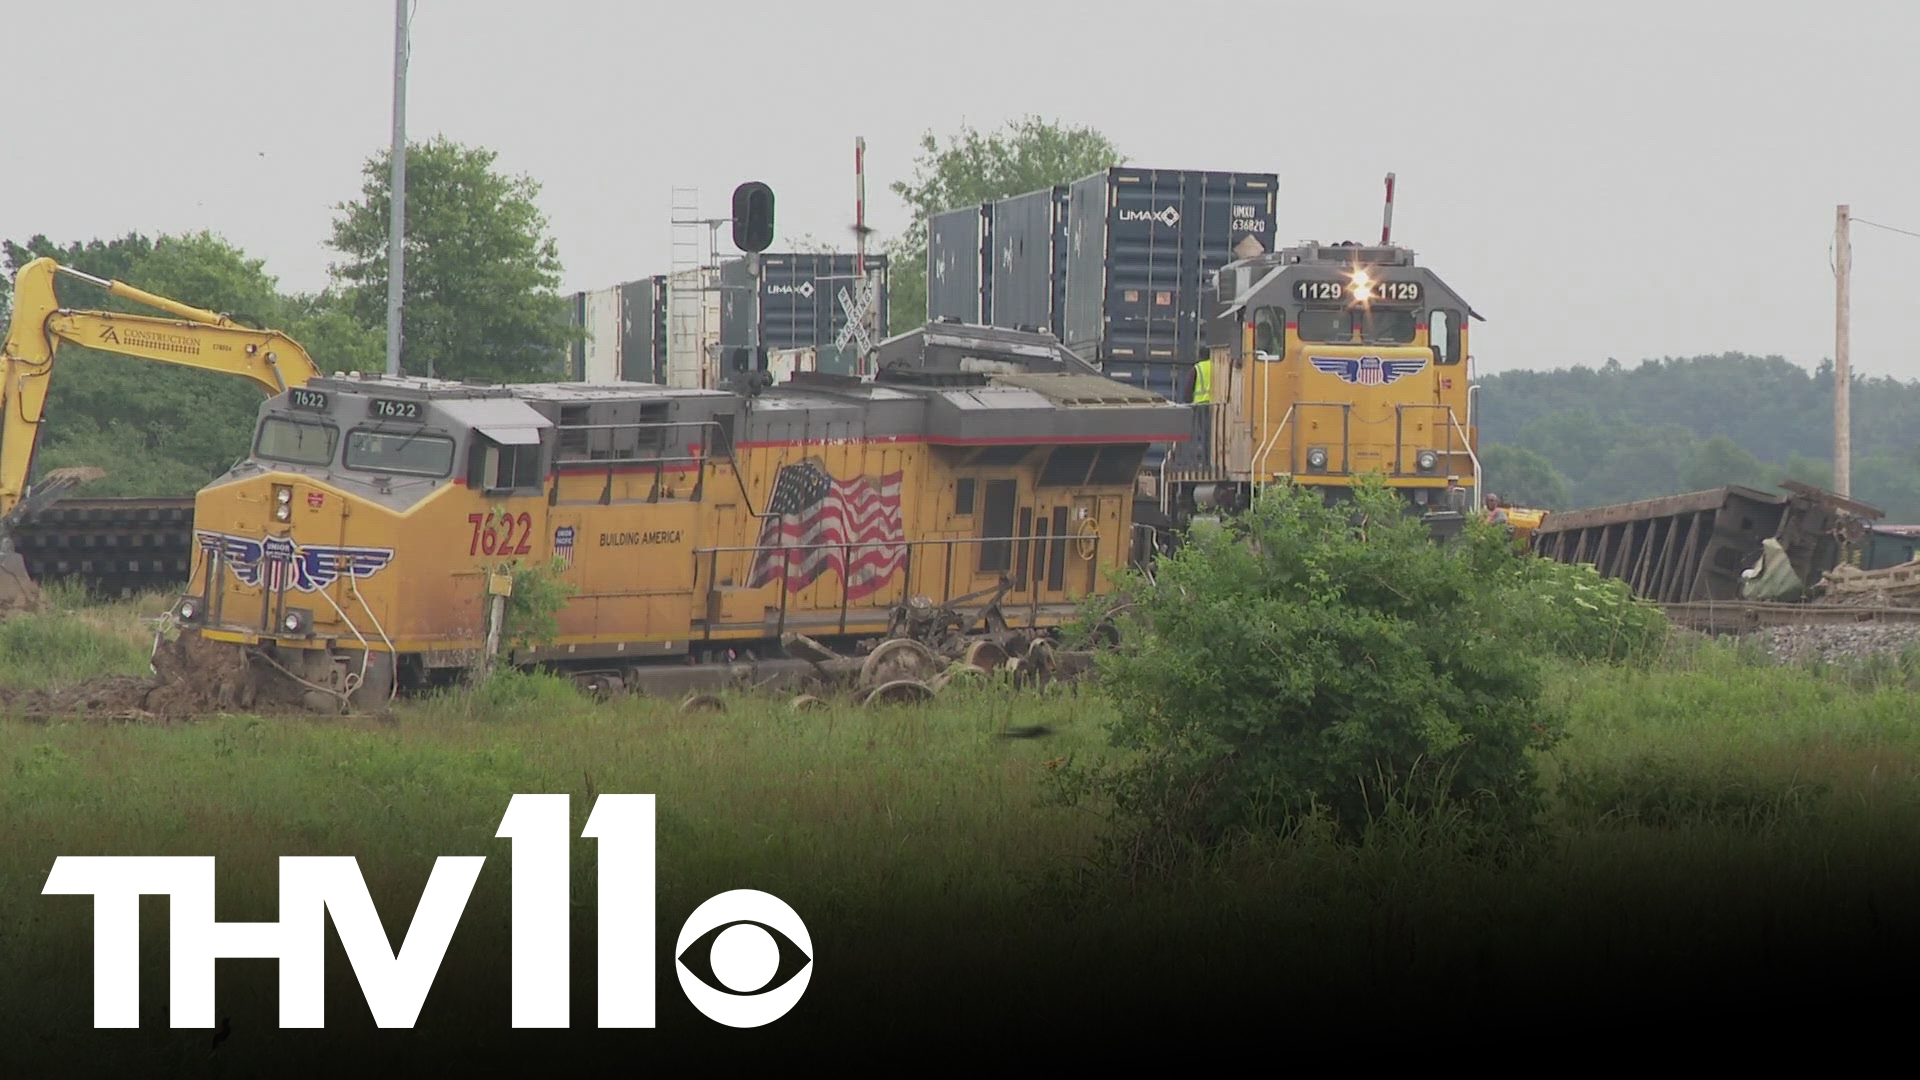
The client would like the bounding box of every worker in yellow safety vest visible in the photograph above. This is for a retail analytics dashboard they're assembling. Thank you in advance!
[1189,352,1213,467]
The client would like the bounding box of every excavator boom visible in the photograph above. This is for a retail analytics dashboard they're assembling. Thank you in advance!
[0,256,328,610]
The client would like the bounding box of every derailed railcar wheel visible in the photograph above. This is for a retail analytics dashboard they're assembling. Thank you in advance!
[961,639,1009,673]
[859,639,942,690]
[863,679,934,707]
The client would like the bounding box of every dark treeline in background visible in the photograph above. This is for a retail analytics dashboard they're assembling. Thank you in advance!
[1476,353,1920,522]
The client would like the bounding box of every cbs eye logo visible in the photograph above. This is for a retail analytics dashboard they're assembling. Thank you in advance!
[674,890,814,1027]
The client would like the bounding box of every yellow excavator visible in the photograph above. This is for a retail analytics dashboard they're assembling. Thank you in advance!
[0,257,324,611]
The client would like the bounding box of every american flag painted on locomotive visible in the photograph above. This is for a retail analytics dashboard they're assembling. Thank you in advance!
[747,461,905,601]
[195,531,395,592]
[1309,355,1427,386]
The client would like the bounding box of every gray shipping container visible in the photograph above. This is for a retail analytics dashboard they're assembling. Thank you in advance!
[566,277,667,383]
[988,186,1069,339]
[619,276,667,382]
[1063,167,1278,398]
[927,204,991,325]
[719,253,890,375]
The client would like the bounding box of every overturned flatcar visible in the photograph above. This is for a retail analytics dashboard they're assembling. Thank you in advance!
[169,362,1190,712]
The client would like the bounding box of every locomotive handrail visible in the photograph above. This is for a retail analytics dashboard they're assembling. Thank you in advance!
[1390,402,1469,478]
[1251,405,1295,494]
[1447,409,1482,499]
[1258,401,1352,481]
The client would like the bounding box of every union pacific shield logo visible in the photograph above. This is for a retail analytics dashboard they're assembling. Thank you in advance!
[1310,355,1427,386]
[196,530,395,592]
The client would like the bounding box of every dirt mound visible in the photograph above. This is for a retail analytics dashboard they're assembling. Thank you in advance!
[0,676,164,720]
[2,634,314,722]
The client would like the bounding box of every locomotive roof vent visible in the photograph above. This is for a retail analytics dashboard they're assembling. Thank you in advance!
[1278,242,1415,267]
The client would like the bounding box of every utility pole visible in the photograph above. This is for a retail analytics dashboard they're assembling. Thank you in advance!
[384,0,410,378]
[1835,204,1851,497]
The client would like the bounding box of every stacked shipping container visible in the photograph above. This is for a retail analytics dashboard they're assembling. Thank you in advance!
[926,204,991,325]
[988,186,1069,339]
[568,275,667,383]
[566,253,889,386]
[926,167,1279,401]
[721,253,889,376]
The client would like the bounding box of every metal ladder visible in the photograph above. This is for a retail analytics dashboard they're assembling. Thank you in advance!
[668,187,708,389]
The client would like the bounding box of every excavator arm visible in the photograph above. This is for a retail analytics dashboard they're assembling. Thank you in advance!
[0,256,326,516]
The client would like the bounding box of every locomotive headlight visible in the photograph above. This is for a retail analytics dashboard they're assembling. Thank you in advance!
[275,503,292,522]
[174,595,203,624]
[279,608,312,636]
[1417,449,1439,472]
[274,485,293,521]
[1307,446,1329,470]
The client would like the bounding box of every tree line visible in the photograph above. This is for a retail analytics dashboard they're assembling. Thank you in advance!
[1478,354,1920,521]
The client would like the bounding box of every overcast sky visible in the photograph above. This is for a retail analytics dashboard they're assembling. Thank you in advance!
[4,1,1914,378]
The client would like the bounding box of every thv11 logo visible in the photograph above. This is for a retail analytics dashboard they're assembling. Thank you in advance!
[40,794,811,1031]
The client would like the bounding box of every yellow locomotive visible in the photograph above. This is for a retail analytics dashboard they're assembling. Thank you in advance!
[1144,239,1484,534]
[169,326,1190,712]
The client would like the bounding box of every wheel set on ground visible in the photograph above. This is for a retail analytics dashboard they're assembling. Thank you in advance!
[669,627,1107,715]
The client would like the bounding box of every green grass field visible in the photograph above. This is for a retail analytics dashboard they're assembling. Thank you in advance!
[3,588,1919,1065]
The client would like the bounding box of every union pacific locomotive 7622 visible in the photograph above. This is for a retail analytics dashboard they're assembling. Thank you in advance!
[169,324,1188,712]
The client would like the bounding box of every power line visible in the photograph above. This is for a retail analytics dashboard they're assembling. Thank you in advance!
[1852,217,1920,241]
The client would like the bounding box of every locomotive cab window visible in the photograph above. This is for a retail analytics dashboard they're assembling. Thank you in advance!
[1252,307,1284,359]
[344,428,455,478]
[255,417,338,467]
[466,433,545,495]
[1430,309,1462,365]
[1297,309,1351,343]
[1359,309,1418,345]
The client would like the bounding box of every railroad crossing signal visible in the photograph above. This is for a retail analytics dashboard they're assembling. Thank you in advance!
[835,279,875,355]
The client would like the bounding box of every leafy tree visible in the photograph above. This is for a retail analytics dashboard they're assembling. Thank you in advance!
[1480,444,1570,510]
[1050,479,1567,863]
[886,116,1124,327]
[1681,433,1768,493]
[325,135,576,383]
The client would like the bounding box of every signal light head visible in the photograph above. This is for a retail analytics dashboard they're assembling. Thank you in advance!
[731,182,775,254]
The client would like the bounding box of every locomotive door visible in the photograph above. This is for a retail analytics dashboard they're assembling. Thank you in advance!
[1015,498,1075,623]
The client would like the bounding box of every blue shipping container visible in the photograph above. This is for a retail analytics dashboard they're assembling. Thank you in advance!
[719,253,890,371]
[927,204,992,326]
[1063,167,1278,398]
[988,186,1069,339]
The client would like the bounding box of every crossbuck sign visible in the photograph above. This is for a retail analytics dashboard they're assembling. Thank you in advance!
[834,279,875,355]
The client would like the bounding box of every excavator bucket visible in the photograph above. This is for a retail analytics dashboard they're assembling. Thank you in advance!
[0,465,108,619]
[0,550,48,616]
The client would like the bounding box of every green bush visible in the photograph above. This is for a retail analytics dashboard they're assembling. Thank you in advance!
[1485,555,1671,666]
[1050,479,1567,863]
